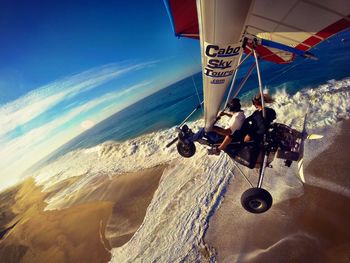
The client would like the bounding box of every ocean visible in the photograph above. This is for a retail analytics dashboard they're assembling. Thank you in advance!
[24,30,350,262]
[40,29,350,165]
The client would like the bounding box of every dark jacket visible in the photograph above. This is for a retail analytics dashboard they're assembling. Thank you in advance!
[234,107,276,143]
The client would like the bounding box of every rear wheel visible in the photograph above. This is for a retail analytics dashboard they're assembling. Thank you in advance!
[241,188,273,214]
[177,141,196,158]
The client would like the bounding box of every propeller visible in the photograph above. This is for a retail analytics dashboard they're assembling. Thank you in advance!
[297,114,308,183]
[166,127,182,148]
[307,134,324,140]
[297,114,323,183]
[166,136,178,148]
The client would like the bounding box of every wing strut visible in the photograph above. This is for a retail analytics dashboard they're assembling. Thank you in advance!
[223,52,244,110]
[253,42,269,188]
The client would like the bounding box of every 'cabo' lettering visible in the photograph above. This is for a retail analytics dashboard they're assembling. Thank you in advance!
[205,45,240,58]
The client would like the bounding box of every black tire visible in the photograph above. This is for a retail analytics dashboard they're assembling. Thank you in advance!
[241,188,273,214]
[177,141,196,158]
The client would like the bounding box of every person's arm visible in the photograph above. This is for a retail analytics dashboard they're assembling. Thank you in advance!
[218,135,232,151]
[218,111,233,118]
[212,126,232,136]
[242,114,255,142]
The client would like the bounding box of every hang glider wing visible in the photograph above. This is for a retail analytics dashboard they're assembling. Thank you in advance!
[164,0,350,130]
[165,0,350,63]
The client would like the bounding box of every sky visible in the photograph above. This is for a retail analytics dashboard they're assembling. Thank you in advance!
[0,0,202,188]
[0,0,201,103]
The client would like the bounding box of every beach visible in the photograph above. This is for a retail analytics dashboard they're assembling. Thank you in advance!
[0,165,166,263]
[1,120,349,262]
[205,120,350,263]
[11,120,347,263]
[0,124,349,263]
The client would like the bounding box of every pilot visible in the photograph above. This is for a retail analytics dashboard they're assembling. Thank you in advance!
[208,98,245,155]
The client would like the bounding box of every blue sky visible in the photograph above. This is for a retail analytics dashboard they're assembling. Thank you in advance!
[0,0,202,188]
[0,0,201,103]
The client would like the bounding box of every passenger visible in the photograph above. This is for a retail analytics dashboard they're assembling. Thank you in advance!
[208,98,245,155]
[241,93,276,144]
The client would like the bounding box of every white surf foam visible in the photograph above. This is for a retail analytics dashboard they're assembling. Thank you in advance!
[109,154,233,262]
[25,77,350,261]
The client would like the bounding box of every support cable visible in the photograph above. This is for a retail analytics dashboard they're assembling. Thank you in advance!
[232,162,254,188]
[224,51,253,108]
[192,75,203,114]
[232,62,256,98]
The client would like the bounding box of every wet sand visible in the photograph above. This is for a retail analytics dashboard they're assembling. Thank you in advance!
[0,165,166,263]
[205,120,350,263]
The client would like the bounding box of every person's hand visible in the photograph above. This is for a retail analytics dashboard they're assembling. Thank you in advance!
[216,111,223,119]
[244,135,251,142]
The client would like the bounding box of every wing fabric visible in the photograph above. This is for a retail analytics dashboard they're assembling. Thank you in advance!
[164,0,199,39]
[244,0,350,63]
[165,0,350,63]
[197,0,251,130]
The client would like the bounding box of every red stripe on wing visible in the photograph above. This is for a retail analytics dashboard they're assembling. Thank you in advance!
[296,16,350,51]
[169,0,199,39]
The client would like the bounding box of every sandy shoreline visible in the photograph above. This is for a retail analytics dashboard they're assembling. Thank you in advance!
[1,119,349,262]
[205,120,350,263]
[0,165,167,263]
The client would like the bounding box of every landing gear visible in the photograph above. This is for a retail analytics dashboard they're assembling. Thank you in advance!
[241,187,273,213]
[239,48,273,214]
[177,141,196,158]
[176,125,197,158]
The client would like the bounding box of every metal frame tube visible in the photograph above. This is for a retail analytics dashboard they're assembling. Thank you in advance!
[253,49,266,118]
[179,102,203,128]
[257,153,268,188]
[224,51,252,109]
[224,52,243,109]
[253,48,269,188]
[238,51,253,68]
[232,62,256,98]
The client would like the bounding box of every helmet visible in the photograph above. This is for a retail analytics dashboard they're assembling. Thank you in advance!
[228,98,241,112]
[252,93,274,106]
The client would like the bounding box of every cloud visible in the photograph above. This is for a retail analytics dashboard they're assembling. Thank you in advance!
[0,81,152,157]
[0,61,156,139]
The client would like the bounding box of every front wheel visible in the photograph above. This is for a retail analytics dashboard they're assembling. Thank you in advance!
[177,141,196,158]
[241,188,273,214]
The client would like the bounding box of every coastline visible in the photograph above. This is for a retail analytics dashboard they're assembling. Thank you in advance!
[205,119,350,263]
[1,119,349,262]
[0,165,167,263]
